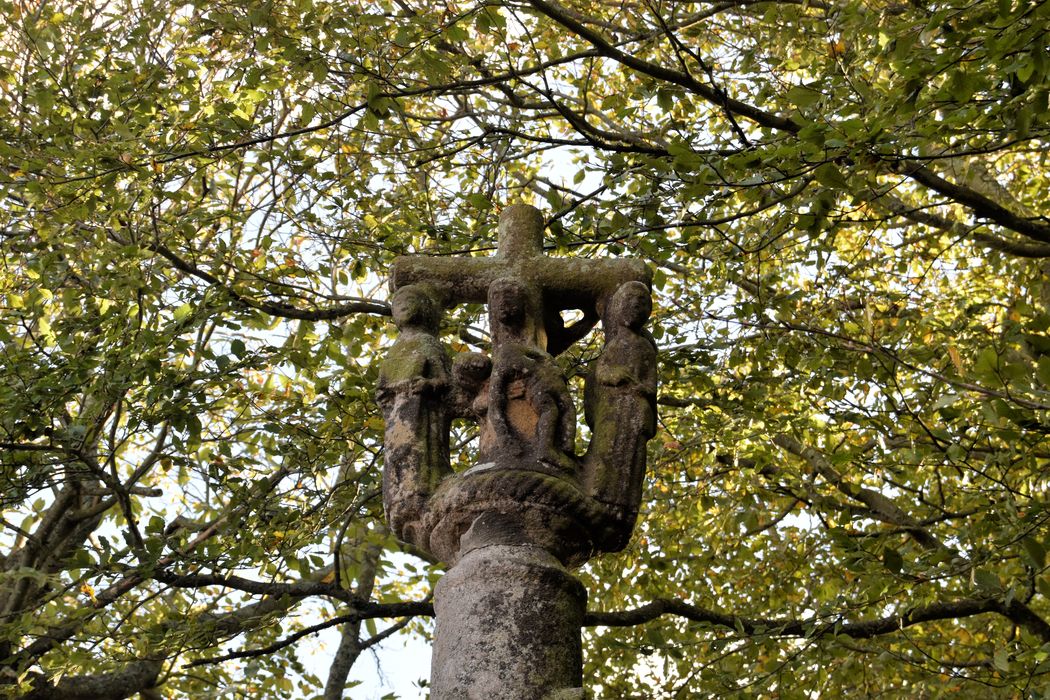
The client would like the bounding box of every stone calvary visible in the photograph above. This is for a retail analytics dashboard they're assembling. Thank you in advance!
[376,204,657,699]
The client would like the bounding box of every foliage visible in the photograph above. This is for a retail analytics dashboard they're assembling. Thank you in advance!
[3,0,1050,697]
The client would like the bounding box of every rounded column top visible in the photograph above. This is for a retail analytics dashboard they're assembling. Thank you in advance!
[498,204,544,259]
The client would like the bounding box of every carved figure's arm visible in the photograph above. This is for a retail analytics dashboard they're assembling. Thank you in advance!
[426,350,450,382]
[596,363,632,387]
[637,335,658,397]
[597,334,657,390]
[379,376,440,395]
[488,354,512,437]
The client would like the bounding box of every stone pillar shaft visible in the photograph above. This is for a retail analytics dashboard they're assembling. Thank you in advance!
[431,542,586,700]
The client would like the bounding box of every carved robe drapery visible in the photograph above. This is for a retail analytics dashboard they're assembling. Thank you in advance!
[584,281,657,544]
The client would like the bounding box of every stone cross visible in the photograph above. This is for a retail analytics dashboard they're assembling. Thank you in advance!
[376,204,657,699]
[390,205,648,356]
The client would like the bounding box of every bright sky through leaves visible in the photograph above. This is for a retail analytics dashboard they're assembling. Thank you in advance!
[3,0,1050,697]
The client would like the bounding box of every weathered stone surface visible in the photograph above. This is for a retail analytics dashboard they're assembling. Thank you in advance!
[430,513,586,700]
[375,284,452,545]
[487,277,577,474]
[378,205,658,564]
[389,204,648,357]
[583,280,658,549]
[376,204,658,698]
[422,468,608,566]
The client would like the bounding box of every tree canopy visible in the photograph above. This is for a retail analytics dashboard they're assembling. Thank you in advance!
[3,0,1050,697]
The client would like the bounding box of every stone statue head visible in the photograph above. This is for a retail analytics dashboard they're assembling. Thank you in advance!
[452,352,492,385]
[607,281,651,331]
[391,284,441,334]
[489,277,530,331]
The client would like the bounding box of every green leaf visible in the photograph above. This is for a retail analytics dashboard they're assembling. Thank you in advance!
[147,515,166,534]
[814,163,848,190]
[932,393,961,410]
[973,568,1002,592]
[882,548,903,574]
[994,647,1011,672]
[1022,537,1046,567]
[786,85,821,108]
[467,193,491,210]
[173,303,193,322]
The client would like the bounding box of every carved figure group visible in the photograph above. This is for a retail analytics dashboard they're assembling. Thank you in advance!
[376,205,657,562]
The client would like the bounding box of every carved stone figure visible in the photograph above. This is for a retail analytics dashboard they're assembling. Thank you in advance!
[487,277,577,473]
[583,280,658,541]
[450,352,492,422]
[376,284,452,545]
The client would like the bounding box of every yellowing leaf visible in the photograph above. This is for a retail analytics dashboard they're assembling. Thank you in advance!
[80,583,97,604]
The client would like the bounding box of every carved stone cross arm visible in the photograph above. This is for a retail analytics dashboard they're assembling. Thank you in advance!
[389,205,650,354]
[391,254,650,308]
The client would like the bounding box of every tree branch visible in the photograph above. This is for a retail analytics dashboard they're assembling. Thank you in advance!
[185,602,433,668]
[525,0,797,133]
[146,238,390,321]
[18,659,162,700]
[526,0,1050,247]
[151,570,354,602]
[585,596,1050,642]
[771,434,951,553]
[900,163,1050,245]
[883,195,1050,258]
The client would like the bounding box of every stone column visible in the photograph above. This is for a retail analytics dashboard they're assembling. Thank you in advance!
[430,514,585,700]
